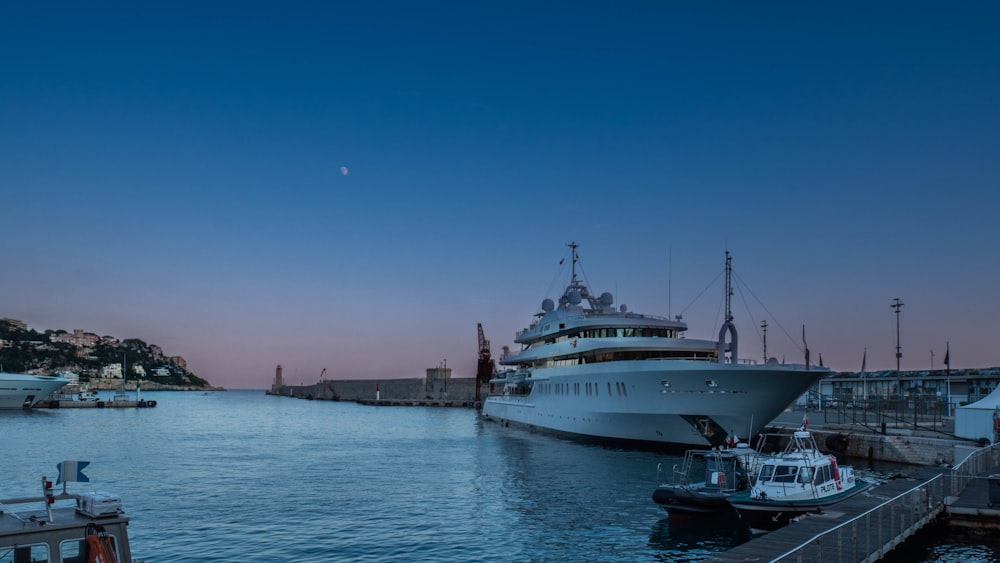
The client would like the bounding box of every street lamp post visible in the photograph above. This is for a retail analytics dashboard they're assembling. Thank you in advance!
[892,298,904,397]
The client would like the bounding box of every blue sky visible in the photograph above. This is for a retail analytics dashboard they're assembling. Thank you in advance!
[3,2,998,389]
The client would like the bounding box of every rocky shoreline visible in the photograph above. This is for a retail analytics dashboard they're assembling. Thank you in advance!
[86,379,225,392]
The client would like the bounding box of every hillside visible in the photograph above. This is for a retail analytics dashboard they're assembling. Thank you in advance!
[0,318,212,388]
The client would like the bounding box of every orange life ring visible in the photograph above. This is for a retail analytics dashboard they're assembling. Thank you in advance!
[86,523,119,563]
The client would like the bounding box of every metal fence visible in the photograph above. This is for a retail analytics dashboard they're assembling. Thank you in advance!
[772,441,1000,563]
[817,395,953,435]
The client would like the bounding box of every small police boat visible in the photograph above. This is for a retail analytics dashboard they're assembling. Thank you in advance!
[727,429,871,532]
[0,461,139,563]
[652,436,757,517]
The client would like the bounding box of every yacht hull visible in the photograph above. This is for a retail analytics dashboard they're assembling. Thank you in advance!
[481,360,823,448]
[0,373,71,409]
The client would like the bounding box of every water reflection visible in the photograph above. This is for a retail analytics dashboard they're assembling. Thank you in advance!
[648,511,752,562]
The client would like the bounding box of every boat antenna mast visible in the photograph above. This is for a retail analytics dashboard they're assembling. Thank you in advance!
[562,241,596,308]
[717,251,738,363]
[568,241,580,286]
[761,320,768,363]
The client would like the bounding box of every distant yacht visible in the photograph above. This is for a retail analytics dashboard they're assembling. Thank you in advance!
[0,372,71,409]
[481,244,828,448]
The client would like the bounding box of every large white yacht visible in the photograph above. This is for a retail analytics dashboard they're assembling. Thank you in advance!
[0,372,70,409]
[481,244,828,448]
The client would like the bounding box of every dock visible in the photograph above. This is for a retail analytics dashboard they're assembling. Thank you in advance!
[34,399,157,409]
[355,399,481,408]
[711,443,1000,562]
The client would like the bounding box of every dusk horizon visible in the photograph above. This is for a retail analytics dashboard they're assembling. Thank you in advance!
[3,3,997,389]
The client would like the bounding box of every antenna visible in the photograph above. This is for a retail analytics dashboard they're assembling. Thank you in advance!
[668,245,672,318]
[717,251,738,363]
[567,241,579,285]
[761,320,768,363]
[724,251,733,324]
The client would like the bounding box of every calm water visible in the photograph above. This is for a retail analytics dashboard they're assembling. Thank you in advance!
[2,390,750,562]
[4,390,990,562]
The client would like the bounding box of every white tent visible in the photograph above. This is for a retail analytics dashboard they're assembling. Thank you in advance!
[955,386,1000,442]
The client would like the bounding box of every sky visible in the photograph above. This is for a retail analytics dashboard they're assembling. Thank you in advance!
[2,2,998,389]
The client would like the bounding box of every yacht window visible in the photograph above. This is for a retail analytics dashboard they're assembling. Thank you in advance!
[607,382,612,395]
[1,543,48,563]
[797,467,812,484]
[622,384,628,397]
[814,464,832,484]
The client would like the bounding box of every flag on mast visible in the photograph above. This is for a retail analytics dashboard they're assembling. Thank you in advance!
[944,342,951,377]
[56,461,90,485]
[860,348,867,378]
[799,413,809,431]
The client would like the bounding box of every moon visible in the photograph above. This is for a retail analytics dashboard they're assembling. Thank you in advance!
[340,166,349,176]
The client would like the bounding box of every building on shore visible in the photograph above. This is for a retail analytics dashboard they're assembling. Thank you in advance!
[814,367,1000,415]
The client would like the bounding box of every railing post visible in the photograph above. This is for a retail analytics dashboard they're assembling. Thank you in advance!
[864,513,869,560]
[850,520,856,562]
[878,504,883,558]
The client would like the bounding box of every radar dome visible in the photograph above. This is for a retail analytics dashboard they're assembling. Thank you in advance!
[620,304,628,312]
[599,292,614,306]
[541,298,555,312]
[567,291,582,305]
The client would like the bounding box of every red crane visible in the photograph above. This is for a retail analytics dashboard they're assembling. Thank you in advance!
[476,323,494,402]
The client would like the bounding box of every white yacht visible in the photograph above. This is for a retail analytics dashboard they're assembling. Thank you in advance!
[0,372,71,409]
[481,244,828,448]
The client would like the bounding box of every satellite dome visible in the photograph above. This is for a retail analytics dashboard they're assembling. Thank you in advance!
[599,292,614,306]
[541,298,555,312]
[567,291,582,305]
[620,304,628,312]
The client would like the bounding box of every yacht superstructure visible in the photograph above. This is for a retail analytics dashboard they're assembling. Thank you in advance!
[481,244,827,448]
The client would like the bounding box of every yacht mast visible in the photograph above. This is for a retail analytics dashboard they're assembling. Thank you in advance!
[568,241,579,285]
[717,251,738,363]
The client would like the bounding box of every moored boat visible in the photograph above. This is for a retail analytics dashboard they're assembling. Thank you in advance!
[726,428,872,531]
[0,372,70,409]
[481,244,829,448]
[652,436,758,516]
[0,461,139,562]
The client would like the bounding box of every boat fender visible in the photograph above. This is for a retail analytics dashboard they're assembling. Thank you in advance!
[86,522,119,563]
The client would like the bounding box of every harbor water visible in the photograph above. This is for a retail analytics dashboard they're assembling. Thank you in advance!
[2,390,993,562]
[2,390,743,562]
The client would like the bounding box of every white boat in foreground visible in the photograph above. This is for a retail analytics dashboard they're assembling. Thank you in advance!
[726,429,872,531]
[0,372,70,409]
[481,244,828,448]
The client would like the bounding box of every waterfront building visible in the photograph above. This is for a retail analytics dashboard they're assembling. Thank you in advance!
[816,367,1000,414]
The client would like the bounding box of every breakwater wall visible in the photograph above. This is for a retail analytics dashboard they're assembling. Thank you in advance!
[272,376,484,403]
